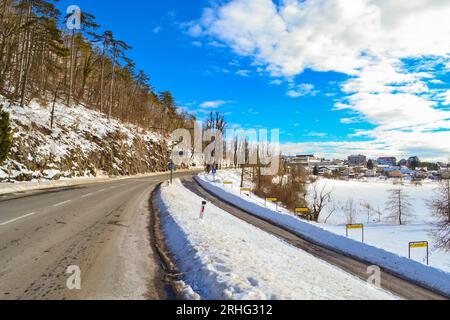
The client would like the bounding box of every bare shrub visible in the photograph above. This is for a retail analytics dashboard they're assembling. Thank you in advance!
[252,161,307,211]
[308,181,333,222]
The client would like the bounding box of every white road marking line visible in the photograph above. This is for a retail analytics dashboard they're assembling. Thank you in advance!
[0,212,38,226]
[81,192,94,198]
[53,200,72,207]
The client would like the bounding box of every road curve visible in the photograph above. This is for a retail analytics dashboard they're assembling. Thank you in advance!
[0,171,195,300]
[181,176,447,300]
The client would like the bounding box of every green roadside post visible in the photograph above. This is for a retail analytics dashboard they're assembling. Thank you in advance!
[168,161,174,184]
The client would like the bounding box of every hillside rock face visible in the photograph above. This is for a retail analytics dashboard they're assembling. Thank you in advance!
[0,97,171,182]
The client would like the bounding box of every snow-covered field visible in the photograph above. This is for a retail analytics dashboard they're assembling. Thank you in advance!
[313,178,438,224]
[196,170,450,296]
[201,170,449,272]
[311,179,449,272]
[157,179,396,300]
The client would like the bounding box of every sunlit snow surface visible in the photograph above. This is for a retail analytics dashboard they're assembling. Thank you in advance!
[158,179,396,300]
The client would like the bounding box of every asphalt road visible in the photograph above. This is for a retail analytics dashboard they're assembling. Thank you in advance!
[0,171,194,300]
[181,176,448,300]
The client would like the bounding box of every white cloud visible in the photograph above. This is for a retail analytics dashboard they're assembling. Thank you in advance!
[235,69,251,77]
[340,117,359,124]
[208,41,227,48]
[281,129,450,161]
[204,66,231,75]
[191,0,450,76]
[306,132,328,137]
[199,100,234,108]
[270,79,283,85]
[152,26,161,34]
[189,0,450,159]
[439,90,450,106]
[187,24,203,37]
[286,83,318,98]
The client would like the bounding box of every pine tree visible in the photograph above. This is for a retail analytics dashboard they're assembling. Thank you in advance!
[63,10,99,106]
[0,105,12,163]
[0,1,194,135]
[107,36,131,120]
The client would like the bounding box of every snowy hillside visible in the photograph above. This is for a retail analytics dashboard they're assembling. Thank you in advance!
[0,96,172,182]
[157,179,396,300]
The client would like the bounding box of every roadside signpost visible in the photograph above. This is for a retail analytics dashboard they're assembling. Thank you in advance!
[265,198,278,211]
[409,241,429,265]
[295,207,310,220]
[199,201,207,219]
[223,181,233,187]
[212,167,217,181]
[240,188,251,196]
[346,224,364,243]
[168,161,174,184]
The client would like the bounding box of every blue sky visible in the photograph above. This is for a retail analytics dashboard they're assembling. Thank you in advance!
[58,1,450,161]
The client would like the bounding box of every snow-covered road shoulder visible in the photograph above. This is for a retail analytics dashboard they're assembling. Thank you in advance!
[195,174,450,298]
[156,179,396,300]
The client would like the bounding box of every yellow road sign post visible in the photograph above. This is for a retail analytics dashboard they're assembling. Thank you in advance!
[409,241,429,265]
[265,198,278,211]
[294,207,310,220]
[346,224,364,243]
[223,181,233,187]
[240,188,251,196]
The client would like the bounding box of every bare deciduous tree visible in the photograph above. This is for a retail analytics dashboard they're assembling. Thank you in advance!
[323,201,337,224]
[343,197,357,224]
[428,180,450,250]
[308,181,333,222]
[361,202,375,224]
[385,188,414,225]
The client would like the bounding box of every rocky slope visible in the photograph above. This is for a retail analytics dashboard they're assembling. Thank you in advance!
[0,96,172,182]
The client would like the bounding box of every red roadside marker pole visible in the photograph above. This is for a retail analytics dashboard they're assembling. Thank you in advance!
[199,201,207,219]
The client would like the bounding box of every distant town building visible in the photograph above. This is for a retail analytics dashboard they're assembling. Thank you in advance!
[407,156,420,168]
[365,169,377,177]
[289,154,320,167]
[385,169,402,178]
[440,169,450,179]
[377,157,397,166]
[348,154,367,166]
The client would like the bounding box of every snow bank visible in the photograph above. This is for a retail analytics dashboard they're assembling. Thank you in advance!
[207,170,449,272]
[195,174,450,297]
[157,179,396,300]
[0,169,196,196]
